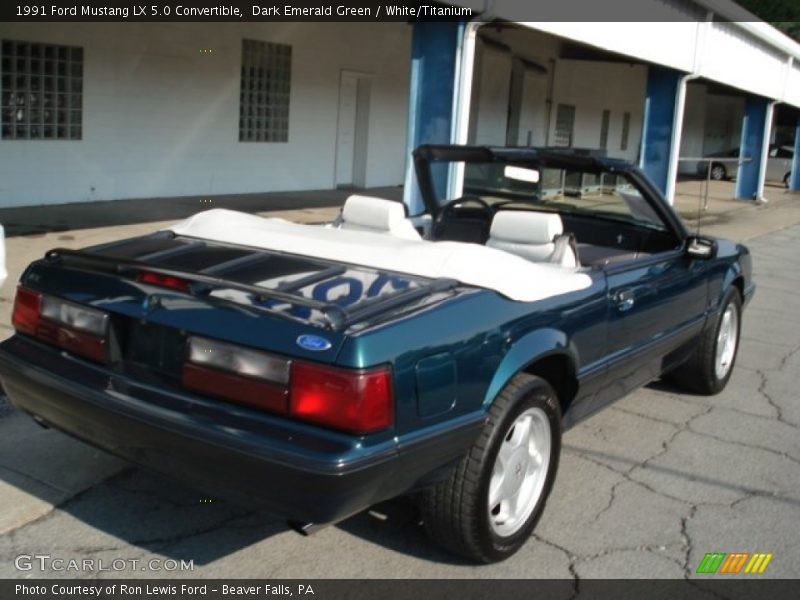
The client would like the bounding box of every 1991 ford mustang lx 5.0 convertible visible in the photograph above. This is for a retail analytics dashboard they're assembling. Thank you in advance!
[0,145,753,562]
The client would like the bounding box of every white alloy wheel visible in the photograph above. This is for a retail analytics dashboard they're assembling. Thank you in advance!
[488,407,552,537]
[715,303,739,380]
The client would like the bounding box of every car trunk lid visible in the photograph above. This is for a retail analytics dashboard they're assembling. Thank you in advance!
[21,232,459,379]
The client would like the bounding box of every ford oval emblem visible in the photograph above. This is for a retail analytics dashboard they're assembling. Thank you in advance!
[297,334,332,352]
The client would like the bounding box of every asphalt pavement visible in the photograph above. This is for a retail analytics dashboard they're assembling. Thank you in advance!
[0,184,798,579]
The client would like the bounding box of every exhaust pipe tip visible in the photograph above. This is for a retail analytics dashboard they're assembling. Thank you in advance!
[31,414,51,430]
[287,520,325,536]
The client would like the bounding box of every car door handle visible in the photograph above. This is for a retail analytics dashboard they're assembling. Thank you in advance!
[613,289,635,312]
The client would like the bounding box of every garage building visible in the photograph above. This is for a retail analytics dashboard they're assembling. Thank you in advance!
[1,0,800,212]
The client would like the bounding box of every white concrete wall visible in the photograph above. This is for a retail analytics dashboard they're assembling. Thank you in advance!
[0,22,411,207]
[785,61,800,108]
[452,0,800,109]
[549,59,647,161]
[517,69,549,147]
[702,93,744,154]
[467,31,647,162]
[515,21,701,74]
[701,22,787,100]
[473,27,559,148]
[677,85,744,174]
[524,20,800,108]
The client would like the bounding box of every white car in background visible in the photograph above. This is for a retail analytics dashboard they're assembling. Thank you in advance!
[766,145,794,186]
[699,144,794,186]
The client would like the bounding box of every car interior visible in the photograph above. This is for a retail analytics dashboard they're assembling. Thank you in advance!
[425,163,683,269]
[334,165,683,272]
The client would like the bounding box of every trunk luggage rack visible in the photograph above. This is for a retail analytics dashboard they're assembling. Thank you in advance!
[44,247,458,332]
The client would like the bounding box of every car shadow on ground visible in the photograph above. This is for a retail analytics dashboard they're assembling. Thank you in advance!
[334,498,476,566]
[55,467,471,567]
[5,374,798,572]
[0,388,470,568]
[6,416,800,571]
[646,377,728,398]
[646,378,700,395]
[59,468,287,565]
[0,410,469,568]
[8,377,797,569]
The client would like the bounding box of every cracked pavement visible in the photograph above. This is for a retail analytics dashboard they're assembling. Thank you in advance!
[0,221,799,579]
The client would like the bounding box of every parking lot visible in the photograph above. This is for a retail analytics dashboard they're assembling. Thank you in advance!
[0,183,798,579]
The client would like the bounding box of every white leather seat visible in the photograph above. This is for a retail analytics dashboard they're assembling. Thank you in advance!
[335,195,421,240]
[486,211,579,268]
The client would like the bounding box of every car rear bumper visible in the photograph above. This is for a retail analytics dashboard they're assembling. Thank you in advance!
[0,335,483,525]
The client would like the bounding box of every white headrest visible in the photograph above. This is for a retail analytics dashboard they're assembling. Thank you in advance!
[489,211,563,244]
[342,195,407,231]
[339,195,421,240]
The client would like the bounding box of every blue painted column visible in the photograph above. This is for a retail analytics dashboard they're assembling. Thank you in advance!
[403,21,465,216]
[790,117,800,192]
[639,66,682,197]
[735,97,770,200]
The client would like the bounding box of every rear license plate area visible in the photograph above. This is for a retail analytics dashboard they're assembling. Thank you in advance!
[124,321,187,381]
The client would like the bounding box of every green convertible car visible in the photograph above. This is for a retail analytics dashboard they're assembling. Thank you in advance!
[0,145,753,562]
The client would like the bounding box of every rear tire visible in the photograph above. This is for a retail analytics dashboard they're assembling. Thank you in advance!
[668,287,742,395]
[420,373,561,563]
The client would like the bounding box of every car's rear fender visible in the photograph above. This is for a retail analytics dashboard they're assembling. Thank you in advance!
[482,328,578,410]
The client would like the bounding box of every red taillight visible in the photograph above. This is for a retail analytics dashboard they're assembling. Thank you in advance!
[138,271,191,292]
[180,336,393,434]
[36,320,108,364]
[11,286,109,364]
[182,336,290,413]
[182,363,288,413]
[289,362,393,434]
[11,287,41,336]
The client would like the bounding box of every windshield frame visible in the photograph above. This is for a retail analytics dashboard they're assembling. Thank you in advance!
[412,144,690,241]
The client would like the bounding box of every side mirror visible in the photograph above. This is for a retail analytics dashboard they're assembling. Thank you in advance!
[686,236,716,260]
